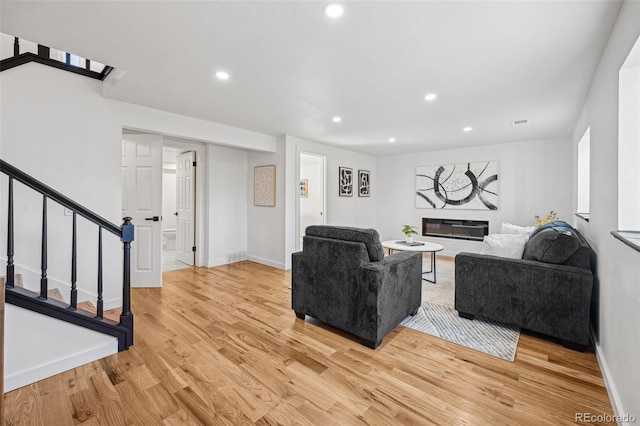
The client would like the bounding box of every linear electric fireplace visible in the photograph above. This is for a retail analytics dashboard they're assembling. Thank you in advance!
[422,218,489,241]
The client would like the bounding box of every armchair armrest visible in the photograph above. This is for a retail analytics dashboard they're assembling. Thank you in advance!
[360,251,423,346]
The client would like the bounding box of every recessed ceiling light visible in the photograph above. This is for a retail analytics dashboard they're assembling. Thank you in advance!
[463,126,473,132]
[424,93,437,101]
[215,71,230,80]
[324,3,344,18]
[388,138,396,143]
[332,116,342,123]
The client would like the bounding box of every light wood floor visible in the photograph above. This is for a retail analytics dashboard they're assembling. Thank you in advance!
[4,258,614,425]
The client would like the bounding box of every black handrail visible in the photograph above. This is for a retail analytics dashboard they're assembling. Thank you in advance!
[0,160,121,236]
[1,36,113,81]
[2,159,134,350]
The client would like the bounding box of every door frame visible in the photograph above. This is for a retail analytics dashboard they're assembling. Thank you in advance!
[296,150,327,252]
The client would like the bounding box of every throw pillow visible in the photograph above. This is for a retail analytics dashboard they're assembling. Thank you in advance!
[528,220,572,240]
[481,234,528,259]
[500,222,536,241]
[523,227,581,264]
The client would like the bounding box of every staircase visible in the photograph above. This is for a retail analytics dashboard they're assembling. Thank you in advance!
[0,32,113,80]
[1,274,122,322]
[1,160,134,383]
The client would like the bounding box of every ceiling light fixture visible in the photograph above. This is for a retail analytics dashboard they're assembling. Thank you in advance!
[388,138,396,143]
[463,126,473,132]
[215,71,230,80]
[424,93,437,101]
[332,116,342,123]
[324,3,344,18]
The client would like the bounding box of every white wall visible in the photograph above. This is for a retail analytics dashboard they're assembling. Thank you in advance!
[572,1,640,421]
[285,135,377,265]
[247,137,288,269]
[4,304,118,392]
[206,144,248,267]
[377,138,573,255]
[0,63,275,307]
[247,135,377,270]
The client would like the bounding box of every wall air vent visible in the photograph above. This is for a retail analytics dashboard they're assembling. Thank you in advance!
[225,251,247,264]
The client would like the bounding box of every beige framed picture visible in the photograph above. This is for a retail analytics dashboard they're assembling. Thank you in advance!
[254,165,276,206]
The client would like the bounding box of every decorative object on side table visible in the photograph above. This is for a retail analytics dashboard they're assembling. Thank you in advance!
[402,224,419,244]
[338,167,353,196]
[358,170,370,197]
[534,210,558,227]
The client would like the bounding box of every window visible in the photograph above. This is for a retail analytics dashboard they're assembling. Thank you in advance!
[614,35,640,251]
[576,127,590,220]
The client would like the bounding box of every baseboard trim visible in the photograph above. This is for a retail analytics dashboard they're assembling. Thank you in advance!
[247,256,286,270]
[4,338,117,392]
[591,326,630,424]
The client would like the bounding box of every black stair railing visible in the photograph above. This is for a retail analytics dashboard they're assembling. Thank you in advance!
[0,34,113,81]
[1,159,134,350]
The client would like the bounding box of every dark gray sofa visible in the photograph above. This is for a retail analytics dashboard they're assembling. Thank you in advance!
[455,221,594,350]
[292,225,422,349]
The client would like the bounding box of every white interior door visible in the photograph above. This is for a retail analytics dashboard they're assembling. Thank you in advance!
[176,151,196,265]
[122,134,162,287]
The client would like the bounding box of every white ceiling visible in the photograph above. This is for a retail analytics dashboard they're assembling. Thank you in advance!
[0,1,622,156]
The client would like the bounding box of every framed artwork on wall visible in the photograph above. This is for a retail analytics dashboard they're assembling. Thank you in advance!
[339,167,353,197]
[358,170,370,197]
[415,161,498,210]
[254,165,276,207]
[300,179,308,198]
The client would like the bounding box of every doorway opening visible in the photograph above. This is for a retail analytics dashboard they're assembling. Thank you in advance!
[122,130,204,287]
[161,147,193,272]
[298,152,326,250]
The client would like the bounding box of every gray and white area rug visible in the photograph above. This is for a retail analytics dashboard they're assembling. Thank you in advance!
[400,268,520,361]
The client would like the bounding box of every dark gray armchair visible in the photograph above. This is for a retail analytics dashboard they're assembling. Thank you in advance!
[292,226,422,349]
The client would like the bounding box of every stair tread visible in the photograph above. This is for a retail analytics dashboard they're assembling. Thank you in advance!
[1,273,24,288]
[77,301,121,322]
[5,279,121,322]
[47,288,64,302]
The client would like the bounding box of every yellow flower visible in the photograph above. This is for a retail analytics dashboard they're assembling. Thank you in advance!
[534,211,558,227]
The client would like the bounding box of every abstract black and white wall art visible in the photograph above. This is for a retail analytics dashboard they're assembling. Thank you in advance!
[415,161,498,210]
[339,167,353,196]
[358,170,370,197]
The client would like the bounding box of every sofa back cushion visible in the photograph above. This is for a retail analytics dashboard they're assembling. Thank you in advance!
[305,225,385,262]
